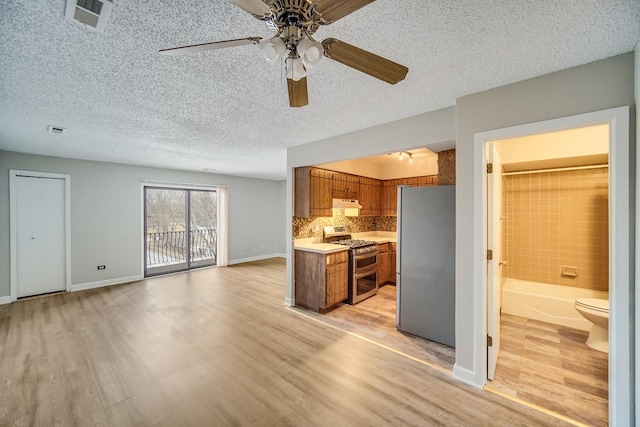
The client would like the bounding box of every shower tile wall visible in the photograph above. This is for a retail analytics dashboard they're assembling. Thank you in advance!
[502,167,609,291]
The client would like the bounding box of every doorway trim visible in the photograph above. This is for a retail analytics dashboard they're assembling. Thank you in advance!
[9,170,72,302]
[473,106,631,425]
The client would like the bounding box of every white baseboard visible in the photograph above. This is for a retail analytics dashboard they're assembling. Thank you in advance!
[452,364,482,388]
[228,253,285,265]
[71,275,142,293]
[0,296,11,305]
[284,297,293,307]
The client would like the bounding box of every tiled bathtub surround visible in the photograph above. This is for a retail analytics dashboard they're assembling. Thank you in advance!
[293,209,397,238]
[502,167,609,291]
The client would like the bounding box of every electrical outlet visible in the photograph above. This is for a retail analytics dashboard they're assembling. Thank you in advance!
[97,265,106,270]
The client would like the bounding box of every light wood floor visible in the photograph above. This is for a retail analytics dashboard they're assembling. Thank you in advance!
[0,259,573,426]
[296,284,455,372]
[488,314,609,427]
[310,284,607,426]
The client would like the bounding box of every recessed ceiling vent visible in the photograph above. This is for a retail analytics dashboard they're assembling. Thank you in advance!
[65,0,113,32]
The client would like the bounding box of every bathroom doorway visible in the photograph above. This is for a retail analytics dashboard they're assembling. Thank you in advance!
[475,106,631,426]
[487,125,610,426]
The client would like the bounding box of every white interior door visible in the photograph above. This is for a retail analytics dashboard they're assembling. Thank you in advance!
[15,176,66,298]
[487,142,502,380]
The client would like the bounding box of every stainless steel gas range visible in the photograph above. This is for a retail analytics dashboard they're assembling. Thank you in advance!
[323,226,379,304]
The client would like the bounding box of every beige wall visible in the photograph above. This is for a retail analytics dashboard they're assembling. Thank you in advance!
[502,167,609,291]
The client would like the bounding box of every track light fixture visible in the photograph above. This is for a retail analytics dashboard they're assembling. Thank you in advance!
[391,151,414,163]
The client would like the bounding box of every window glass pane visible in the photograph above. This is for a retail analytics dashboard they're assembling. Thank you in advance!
[145,188,188,275]
[190,190,217,268]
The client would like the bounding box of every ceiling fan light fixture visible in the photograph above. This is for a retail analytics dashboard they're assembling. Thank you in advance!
[297,38,323,68]
[286,56,306,81]
[162,0,409,107]
[259,37,286,63]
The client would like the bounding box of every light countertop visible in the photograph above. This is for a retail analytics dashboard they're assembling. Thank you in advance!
[294,232,396,254]
[293,237,348,254]
[352,232,397,244]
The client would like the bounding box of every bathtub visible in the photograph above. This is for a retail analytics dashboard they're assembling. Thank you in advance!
[501,279,608,331]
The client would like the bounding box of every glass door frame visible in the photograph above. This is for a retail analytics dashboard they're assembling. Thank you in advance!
[143,185,217,277]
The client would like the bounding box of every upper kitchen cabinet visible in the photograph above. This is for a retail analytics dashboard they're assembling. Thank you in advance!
[295,167,333,218]
[381,176,438,216]
[359,176,382,216]
[381,180,396,216]
[332,172,359,200]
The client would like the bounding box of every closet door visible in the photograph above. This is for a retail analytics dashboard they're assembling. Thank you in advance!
[15,176,66,298]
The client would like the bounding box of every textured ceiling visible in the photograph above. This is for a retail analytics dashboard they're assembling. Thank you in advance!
[0,0,638,180]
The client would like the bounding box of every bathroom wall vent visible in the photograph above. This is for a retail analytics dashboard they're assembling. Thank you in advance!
[65,0,113,33]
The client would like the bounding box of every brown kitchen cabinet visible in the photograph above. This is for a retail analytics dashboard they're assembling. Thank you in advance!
[381,180,397,216]
[381,176,438,216]
[295,166,438,218]
[377,243,390,286]
[359,176,382,216]
[295,249,349,312]
[332,171,359,200]
[389,242,397,284]
[295,167,333,217]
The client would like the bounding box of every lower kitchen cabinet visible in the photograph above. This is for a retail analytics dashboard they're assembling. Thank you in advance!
[377,242,397,286]
[295,249,349,312]
[377,243,390,286]
[390,242,397,284]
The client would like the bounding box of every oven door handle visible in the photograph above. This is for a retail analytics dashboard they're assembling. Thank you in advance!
[354,264,378,279]
[353,250,379,261]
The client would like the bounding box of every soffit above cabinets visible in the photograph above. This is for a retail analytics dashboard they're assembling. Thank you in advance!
[317,148,439,180]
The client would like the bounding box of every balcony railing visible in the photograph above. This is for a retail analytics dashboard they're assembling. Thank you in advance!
[146,228,217,267]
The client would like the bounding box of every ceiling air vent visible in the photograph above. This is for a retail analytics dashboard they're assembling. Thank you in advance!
[65,0,113,32]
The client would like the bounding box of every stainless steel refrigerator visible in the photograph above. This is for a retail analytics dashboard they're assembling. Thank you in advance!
[396,185,455,348]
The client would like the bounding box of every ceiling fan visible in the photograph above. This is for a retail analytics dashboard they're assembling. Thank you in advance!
[159,0,409,107]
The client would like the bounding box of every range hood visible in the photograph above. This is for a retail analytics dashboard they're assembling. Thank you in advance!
[332,199,362,209]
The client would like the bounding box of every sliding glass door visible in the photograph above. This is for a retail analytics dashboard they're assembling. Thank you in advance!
[144,187,217,277]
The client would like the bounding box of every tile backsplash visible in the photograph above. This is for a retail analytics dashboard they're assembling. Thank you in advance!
[293,209,397,238]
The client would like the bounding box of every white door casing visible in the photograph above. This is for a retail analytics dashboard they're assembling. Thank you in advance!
[487,142,502,380]
[471,106,630,426]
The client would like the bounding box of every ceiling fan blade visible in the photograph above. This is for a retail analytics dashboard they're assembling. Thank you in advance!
[315,0,376,22]
[228,0,272,17]
[322,38,408,84]
[287,77,309,107]
[159,37,262,55]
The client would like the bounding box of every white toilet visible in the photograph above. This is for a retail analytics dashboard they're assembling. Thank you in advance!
[574,298,609,353]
